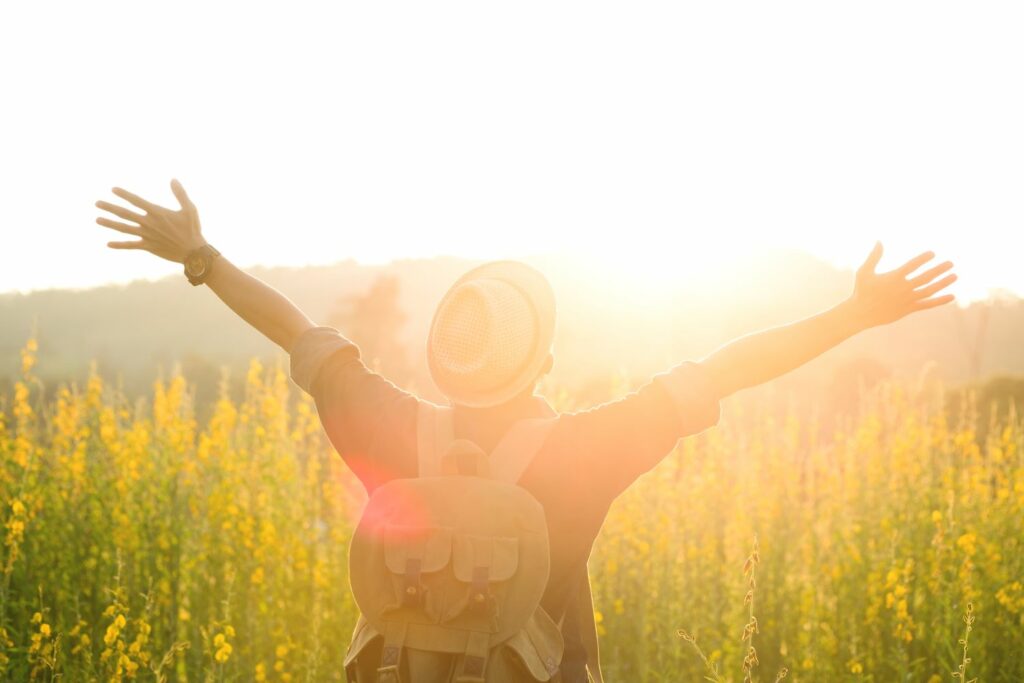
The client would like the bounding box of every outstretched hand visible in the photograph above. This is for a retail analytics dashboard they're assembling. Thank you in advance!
[96,179,206,264]
[847,242,957,329]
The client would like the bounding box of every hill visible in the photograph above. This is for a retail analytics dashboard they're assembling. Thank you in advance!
[1,251,1021,412]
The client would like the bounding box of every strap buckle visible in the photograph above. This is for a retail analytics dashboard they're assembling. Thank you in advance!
[376,622,407,683]
[401,558,424,607]
[455,631,490,682]
[468,566,495,617]
[376,663,401,683]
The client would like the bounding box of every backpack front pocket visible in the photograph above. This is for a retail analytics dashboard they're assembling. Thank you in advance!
[382,524,455,622]
[440,533,520,627]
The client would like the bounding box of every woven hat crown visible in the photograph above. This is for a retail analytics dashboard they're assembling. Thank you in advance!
[429,279,539,396]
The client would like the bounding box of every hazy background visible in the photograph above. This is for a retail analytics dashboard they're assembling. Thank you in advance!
[1,1,1022,417]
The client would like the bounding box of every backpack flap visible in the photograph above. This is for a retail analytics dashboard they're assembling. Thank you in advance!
[452,534,519,582]
[382,525,454,574]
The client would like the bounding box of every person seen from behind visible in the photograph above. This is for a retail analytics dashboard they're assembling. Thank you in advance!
[96,180,957,682]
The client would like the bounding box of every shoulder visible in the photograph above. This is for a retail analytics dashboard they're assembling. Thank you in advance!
[533,363,722,496]
[649,361,722,436]
[288,326,361,396]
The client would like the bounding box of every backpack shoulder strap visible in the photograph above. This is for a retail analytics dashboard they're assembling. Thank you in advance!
[488,417,558,484]
[416,401,454,478]
[417,402,557,483]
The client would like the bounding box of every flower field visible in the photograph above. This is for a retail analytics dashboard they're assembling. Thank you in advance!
[2,339,1022,681]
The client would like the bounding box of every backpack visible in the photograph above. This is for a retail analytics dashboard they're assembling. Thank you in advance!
[343,403,604,683]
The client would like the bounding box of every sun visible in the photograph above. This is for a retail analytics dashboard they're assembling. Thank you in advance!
[544,231,755,311]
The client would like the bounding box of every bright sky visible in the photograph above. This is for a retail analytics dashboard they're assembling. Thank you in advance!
[1,1,1021,301]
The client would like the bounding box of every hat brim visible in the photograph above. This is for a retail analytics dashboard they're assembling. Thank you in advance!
[427,260,556,408]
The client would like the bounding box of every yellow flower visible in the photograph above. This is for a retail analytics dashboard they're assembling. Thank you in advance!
[21,337,38,375]
[251,566,265,586]
[215,643,233,663]
[956,532,977,557]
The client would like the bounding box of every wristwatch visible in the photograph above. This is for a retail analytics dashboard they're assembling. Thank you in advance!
[183,244,221,286]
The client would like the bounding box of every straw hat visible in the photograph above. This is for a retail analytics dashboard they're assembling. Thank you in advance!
[427,260,556,408]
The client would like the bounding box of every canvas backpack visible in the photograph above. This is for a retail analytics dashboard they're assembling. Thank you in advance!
[343,403,604,683]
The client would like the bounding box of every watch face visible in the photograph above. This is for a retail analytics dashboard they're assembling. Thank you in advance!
[185,254,206,277]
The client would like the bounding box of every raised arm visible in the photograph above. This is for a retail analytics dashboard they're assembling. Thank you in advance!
[96,179,315,351]
[699,243,957,399]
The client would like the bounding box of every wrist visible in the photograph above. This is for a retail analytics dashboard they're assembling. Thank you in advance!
[182,239,209,259]
[835,297,871,336]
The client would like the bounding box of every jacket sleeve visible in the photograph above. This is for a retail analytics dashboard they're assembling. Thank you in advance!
[289,326,421,491]
[555,361,721,500]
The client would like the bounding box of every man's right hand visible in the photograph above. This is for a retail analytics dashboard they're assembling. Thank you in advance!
[96,179,207,264]
[95,178,318,351]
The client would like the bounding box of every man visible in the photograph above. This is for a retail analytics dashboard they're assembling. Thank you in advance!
[96,180,956,681]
